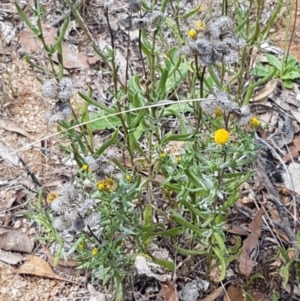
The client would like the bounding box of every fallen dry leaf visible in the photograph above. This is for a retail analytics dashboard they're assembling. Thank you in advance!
[224,284,244,301]
[283,135,300,163]
[160,279,179,301]
[53,42,89,69]
[0,226,34,253]
[238,206,265,275]
[19,255,80,285]
[0,119,34,140]
[134,255,171,282]
[19,25,91,70]
[19,25,57,53]
[250,79,278,103]
[0,249,25,265]
[0,143,19,166]
[43,246,86,275]
[222,224,250,236]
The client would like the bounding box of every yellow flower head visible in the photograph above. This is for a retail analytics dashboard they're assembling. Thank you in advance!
[195,20,206,32]
[215,107,223,117]
[175,156,181,163]
[214,129,230,145]
[250,116,260,127]
[82,164,89,171]
[97,178,117,192]
[160,152,166,159]
[125,174,131,181]
[92,247,98,256]
[78,243,84,250]
[188,29,197,39]
[47,192,58,204]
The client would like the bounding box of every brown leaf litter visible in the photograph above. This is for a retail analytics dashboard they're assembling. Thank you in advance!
[238,206,265,275]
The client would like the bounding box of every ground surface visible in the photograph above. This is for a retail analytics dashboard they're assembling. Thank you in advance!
[0,0,300,301]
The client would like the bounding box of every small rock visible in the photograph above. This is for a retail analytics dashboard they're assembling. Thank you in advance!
[14,220,22,229]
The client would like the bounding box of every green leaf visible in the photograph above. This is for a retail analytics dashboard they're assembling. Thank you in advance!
[281,71,300,80]
[15,2,35,31]
[162,133,194,144]
[266,54,282,71]
[177,247,208,255]
[212,246,226,281]
[163,103,193,116]
[280,261,292,289]
[57,43,64,79]
[220,190,240,211]
[160,0,168,13]
[157,69,168,99]
[244,293,256,301]
[213,232,227,254]
[152,256,175,272]
[285,56,298,69]
[283,79,294,89]
[158,227,185,237]
[25,54,46,71]
[170,211,204,236]
[179,4,202,19]
[250,64,271,77]
[180,199,208,220]
[90,111,121,130]
[52,17,69,53]
[79,92,115,114]
[296,231,300,250]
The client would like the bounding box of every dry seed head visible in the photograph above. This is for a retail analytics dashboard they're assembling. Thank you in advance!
[73,216,85,231]
[53,216,72,231]
[85,212,101,227]
[148,11,163,27]
[200,95,218,116]
[42,79,59,99]
[132,17,148,30]
[237,115,252,126]
[59,77,73,91]
[84,155,98,170]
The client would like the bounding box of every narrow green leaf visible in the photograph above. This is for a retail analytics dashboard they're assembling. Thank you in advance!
[53,17,69,53]
[94,137,113,157]
[180,199,208,220]
[170,211,204,235]
[283,79,293,89]
[158,227,185,237]
[15,2,35,31]
[212,246,226,281]
[152,256,175,272]
[213,231,226,254]
[79,92,115,114]
[266,54,282,71]
[244,293,256,301]
[280,261,292,289]
[162,133,194,144]
[177,247,208,255]
[25,54,46,71]
[281,71,300,80]
[179,4,202,19]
